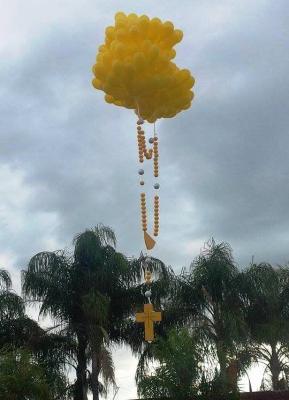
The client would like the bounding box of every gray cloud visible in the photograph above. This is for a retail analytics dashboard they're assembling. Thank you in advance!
[0,0,288,270]
[1,1,289,395]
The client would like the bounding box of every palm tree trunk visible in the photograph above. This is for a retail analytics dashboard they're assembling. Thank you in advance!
[270,344,281,390]
[91,348,101,400]
[74,333,88,400]
[216,340,227,381]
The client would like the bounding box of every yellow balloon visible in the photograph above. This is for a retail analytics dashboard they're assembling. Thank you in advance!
[92,12,195,122]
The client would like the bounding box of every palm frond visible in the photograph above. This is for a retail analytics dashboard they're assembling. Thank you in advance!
[0,291,25,320]
[0,269,11,291]
[99,345,116,389]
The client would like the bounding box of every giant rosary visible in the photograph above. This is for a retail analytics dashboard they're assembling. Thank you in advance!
[92,11,195,341]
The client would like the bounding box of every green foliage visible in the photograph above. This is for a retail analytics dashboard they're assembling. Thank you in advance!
[243,263,289,390]
[2,228,289,399]
[22,225,170,400]
[0,349,50,400]
[175,240,247,383]
[0,268,72,399]
[138,328,201,400]
[198,372,240,400]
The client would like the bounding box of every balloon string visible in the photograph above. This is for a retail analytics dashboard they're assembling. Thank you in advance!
[136,101,141,119]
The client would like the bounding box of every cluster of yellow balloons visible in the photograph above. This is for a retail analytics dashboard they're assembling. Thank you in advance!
[92,12,195,123]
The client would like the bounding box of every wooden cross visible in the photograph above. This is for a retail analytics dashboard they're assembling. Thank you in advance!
[136,303,162,342]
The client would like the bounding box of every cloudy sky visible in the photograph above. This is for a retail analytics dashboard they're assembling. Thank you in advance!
[1,0,289,397]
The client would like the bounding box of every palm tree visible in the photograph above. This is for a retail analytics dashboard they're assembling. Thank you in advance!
[23,226,120,400]
[0,268,72,398]
[0,269,24,322]
[175,240,247,388]
[23,225,171,400]
[137,328,202,400]
[244,262,289,390]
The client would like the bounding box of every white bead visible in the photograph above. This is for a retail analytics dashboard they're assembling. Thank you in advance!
[154,183,160,189]
[138,169,144,175]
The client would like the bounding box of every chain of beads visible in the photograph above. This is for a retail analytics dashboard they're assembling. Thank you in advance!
[137,117,160,243]
[141,192,147,232]
[137,129,154,162]
[153,137,159,177]
[154,195,159,237]
[137,124,144,163]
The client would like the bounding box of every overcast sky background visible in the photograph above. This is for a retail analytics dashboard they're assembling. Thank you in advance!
[1,0,289,398]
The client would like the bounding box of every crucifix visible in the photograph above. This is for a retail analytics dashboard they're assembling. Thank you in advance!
[136,303,162,342]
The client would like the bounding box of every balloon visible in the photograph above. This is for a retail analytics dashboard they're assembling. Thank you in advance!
[92,12,195,122]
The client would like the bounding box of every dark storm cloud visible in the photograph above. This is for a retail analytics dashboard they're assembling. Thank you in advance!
[1,0,289,274]
[0,25,149,265]
[161,0,289,266]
